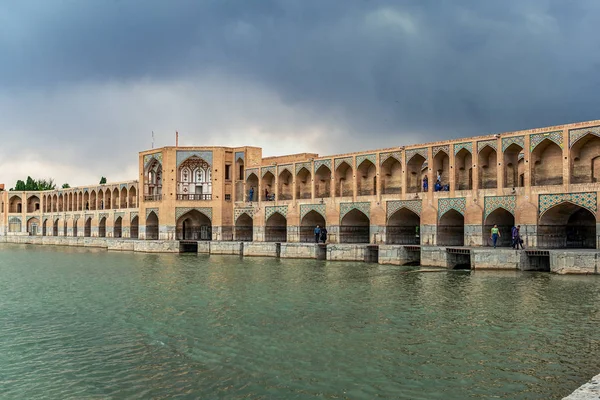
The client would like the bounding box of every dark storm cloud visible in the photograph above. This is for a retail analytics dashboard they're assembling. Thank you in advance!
[1,0,600,183]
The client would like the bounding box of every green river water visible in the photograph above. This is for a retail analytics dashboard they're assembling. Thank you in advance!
[1,243,599,399]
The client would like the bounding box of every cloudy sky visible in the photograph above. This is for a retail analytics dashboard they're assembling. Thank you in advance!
[1,0,599,188]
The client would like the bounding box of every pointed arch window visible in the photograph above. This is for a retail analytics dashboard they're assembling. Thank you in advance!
[177,156,212,200]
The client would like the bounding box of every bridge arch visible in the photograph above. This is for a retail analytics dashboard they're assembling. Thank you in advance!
[532,139,562,186]
[235,213,253,242]
[538,202,596,248]
[483,208,514,247]
[265,212,287,242]
[300,210,326,242]
[340,209,369,243]
[570,133,600,184]
[438,209,464,246]
[176,210,212,240]
[386,207,420,245]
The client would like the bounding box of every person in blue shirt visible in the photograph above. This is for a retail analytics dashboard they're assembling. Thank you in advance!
[314,225,321,243]
[248,187,254,202]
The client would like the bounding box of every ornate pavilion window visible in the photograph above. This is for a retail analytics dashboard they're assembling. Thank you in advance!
[177,156,212,200]
[144,158,163,201]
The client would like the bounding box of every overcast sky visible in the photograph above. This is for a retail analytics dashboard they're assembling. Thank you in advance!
[1,0,599,187]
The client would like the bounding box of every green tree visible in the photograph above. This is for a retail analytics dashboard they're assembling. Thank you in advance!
[11,177,56,191]
[62,183,71,188]
[99,177,107,184]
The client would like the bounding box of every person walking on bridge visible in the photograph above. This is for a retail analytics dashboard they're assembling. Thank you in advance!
[490,224,500,248]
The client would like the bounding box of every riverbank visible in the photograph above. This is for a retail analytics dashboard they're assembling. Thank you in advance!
[2,235,599,274]
[563,373,600,399]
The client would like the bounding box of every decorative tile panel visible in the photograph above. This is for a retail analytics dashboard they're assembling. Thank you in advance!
[379,151,402,165]
[130,212,138,221]
[99,213,108,220]
[245,168,259,180]
[518,153,525,161]
[477,139,497,153]
[234,207,254,221]
[386,200,422,220]
[261,165,275,177]
[145,208,159,218]
[405,148,428,163]
[119,183,127,189]
[73,214,80,221]
[539,192,597,216]
[339,202,370,221]
[295,162,312,175]
[235,151,245,162]
[484,196,516,219]
[143,152,163,168]
[569,125,600,148]
[278,164,293,176]
[432,145,450,157]
[438,198,466,220]
[266,205,288,219]
[114,212,125,220]
[176,150,213,168]
[356,154,376,168]
[501,136,525,152]
[9,216,22,224]
[85,213,94,220]
[175,207,212,221]
[300,204,326,220]
[335,157,353,170]
[530,131,563,151]
[314,159,332,171]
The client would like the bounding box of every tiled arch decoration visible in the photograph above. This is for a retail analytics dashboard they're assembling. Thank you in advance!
[433,145,450,157]
[477,139,497,153]
[245,168,259,180]
[130,212,138,221]
[335,157,353,170]
[176,150,213,168]
[26,216,39,223]
[379,151,402,165]
[356,154,376,168]
[569,125,600,148]
[501,136,525,152]
[454,142,473,155]
[234,207,254,221]
[339,202,370,222]
[295,162,312,175]
[145,208,159,219]
[314,159,332,171]
[235,151,245,162]
[405,148,428,163]
[538,192,597,217]
[261,166,276,178]
[73,214,81,222]
[483,196,516,220]
[300,204,326,220]
[114,212,125,221]
[438,197,466,220]
[175,207,212,221]
[266,205,288,220]
[530,131,563,152]
[8,216,21,224]
[386,200,422,220]
[278,164,293,176]
[143,152,163,168]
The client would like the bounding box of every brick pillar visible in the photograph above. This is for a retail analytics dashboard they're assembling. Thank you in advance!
[562,129,570,187]
[497,136,504,192]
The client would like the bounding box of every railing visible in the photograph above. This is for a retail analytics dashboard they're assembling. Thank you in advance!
[265,226,287,242]
[176,194,212,201]
[144,194,162,202]
[537,225,596,249]
[176,226,212,241]
[339,226,370,243]
[386,226,419,245]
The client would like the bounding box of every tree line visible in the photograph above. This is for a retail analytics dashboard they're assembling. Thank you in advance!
[10,176,108,191]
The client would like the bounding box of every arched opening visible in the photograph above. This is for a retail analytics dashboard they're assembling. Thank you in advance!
[357,159,376,196]
[315,165,331,199]
[296,167,311,199]
[265,212,287,242]
[176,210,212,240]
[386,208,420,244]
[9,195,21,213]
[9,217,22,233]
[570,133,600,184]
[177,156,212,200]
[261,171,275,201]
[538,203,596,248]
[478,146,497,189]
[98,189,105,210]
[78,192,83,211]
[235,213,253,242]
[27,217,39,236]
[42,220,47,236]
[63,220,67,236]
[113,188,120,209]
[58,194,64,212]
[532,139,563,186]
[128,187,137,208]
[406,154,427,193]
[53,219,59,236]
[84,218,91,237]
[381,157,402,194]
[438,209,464,246]
[433,150,450,190]
[68,193,73,211]
[73,219,78,237]
[246,173,259,202]
[27,195,40,213]
[236,157,245,180]
[104,189,111,210]
[98,217,106,238]
[144,158,163,201]
[335,162,353,197]
[278,169,293,200]
[120,187,128,208]
[89,191,97,210]
[300,210,326,243]
[483,208,514,247]
[146,212,159,240]
[52,194,58,212]
[84,192,90,210]
[503,143,524,188]
[130,216,139,239]
[235,157,245,201]
[340,209,370,243]
[114,217,122,238]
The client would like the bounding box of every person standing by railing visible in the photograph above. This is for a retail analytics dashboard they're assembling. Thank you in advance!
[490,225,500,248]
[314,225,321,243]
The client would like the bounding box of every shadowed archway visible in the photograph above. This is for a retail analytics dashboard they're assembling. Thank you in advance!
[538,203,596,248]
[386,208,420,245]
[438,210,464,246]
[340,209,370,243]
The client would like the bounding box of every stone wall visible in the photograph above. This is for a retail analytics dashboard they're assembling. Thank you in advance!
[420,246,448,267]
[210,241,243,255]
[243,242,280,257]
[378,245,420,265]
[550,251,598,274]
[280,243,324,259]
[471,249,521,270]
[327,244,367,262]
